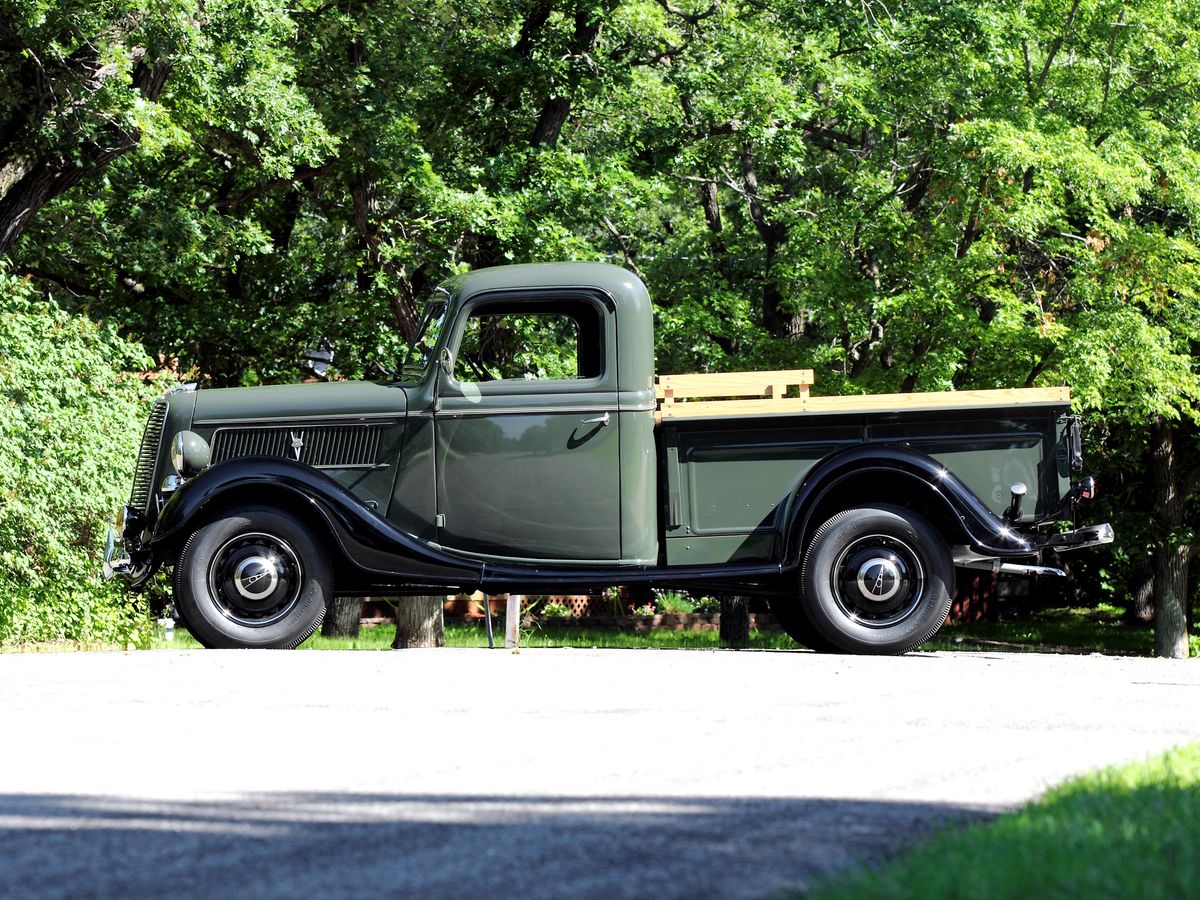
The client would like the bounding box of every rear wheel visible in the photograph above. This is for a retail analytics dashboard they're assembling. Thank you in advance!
[174,506,330,649]
[799,505,953,654]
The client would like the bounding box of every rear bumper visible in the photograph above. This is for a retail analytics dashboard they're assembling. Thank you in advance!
[1031,522,1114,553]
[955,522,1114,577]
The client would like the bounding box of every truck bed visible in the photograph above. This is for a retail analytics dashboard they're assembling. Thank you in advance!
[654,370,1073,567]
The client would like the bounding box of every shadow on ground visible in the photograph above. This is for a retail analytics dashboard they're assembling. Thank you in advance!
[0,792,993,898]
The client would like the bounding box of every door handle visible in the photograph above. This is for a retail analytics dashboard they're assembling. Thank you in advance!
[582,411,611,427]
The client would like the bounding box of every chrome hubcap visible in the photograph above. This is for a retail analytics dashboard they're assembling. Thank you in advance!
[856,556,902,603]
[207,532,303,627]
[233,555,281,600]
[831,534,925,628]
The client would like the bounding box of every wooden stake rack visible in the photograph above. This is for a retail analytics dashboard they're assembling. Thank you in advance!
[654,369,1070,421]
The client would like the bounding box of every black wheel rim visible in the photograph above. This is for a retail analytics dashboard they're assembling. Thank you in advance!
[829,533,925,628]
[206,532,303,627]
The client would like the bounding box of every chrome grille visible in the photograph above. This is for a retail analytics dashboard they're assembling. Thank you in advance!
[129,400,169,511]
[211,424,382,468]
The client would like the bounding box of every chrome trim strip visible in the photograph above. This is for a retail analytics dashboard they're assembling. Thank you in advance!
[436,405,619,418]
[312,464,390,471]
[193,412,403,425]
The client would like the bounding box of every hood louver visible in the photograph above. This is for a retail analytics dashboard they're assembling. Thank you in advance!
[210,424,382,468]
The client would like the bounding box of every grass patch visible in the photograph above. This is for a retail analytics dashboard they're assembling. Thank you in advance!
[140,603,1196,655]
[809,743,1200,899]
[72,602,1191,657]
[922,603,1160,656]
[149,622,796,651]
[0,640,146,654]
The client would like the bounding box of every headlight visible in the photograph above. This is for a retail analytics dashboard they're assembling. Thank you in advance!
[171,431,211,478]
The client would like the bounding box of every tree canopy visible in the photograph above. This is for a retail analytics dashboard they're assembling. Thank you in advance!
[2,0,1198,651]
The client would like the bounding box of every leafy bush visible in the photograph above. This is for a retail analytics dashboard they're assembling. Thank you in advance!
[653,590,696,614]
[538,600,573,619]
[0,269,160,645]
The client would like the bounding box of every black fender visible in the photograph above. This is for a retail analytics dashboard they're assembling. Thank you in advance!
[780,444,1036,567]
[149,457,484,588]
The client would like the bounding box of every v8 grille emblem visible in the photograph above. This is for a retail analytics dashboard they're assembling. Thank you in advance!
[290,431,304,461]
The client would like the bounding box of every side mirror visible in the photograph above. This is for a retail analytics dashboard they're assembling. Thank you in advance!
[438,346,454,377]
[301,337,334,380]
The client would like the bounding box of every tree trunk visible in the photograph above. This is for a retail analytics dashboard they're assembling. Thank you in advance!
[392,595,445,649]
[530,96,573,148]
[1126,559,1155,625]
[527,7,604,149]
[738,143,790,338]
[1150,417,1192,658]
[0,56,171,255]
[1154,545,1191,658]
[321,596,364,638]
[719,595,750,649]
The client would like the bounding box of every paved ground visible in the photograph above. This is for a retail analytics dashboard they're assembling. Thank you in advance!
[1,648,1198,898]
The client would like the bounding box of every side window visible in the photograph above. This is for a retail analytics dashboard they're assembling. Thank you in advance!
[455,299,603,383]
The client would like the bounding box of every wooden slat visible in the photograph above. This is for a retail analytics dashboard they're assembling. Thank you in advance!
[655,369,814,400]
[655,386,1071,421]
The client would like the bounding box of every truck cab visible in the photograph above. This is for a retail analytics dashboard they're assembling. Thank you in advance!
[395,263,659,565]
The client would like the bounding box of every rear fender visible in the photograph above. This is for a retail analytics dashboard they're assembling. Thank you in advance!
[781,444,1035,567]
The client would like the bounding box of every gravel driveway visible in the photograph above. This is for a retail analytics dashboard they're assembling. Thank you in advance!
[1,648,1197,898]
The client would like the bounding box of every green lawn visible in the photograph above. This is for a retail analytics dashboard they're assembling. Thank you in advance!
[808,743,1200,899]
[141,603,1197,655]
[923,603,1166,656]
[6,601,1184,655]
[150,621,798,651]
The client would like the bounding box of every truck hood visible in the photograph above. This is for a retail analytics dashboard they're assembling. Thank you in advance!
[190,380,408,426]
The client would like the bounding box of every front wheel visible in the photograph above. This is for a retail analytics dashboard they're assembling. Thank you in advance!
[174,506,330,649]
[799,505,953,654]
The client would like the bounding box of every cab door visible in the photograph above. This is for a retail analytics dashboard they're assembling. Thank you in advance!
[433,292,622,562]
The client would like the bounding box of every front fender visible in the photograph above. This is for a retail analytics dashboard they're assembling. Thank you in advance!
[150,457,483,587]
[781,444,1036,566]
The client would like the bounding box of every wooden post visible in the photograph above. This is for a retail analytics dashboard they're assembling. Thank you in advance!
[504,594,523,651]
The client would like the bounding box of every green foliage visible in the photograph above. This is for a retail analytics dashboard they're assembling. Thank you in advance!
[811,743,1200,899]
[4,0,1200,640]
[653,590,696,614]
[537,599,573,619]
[0,268,157,645]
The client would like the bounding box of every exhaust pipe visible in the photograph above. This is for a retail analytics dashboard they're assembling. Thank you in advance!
[998,562,1065,577]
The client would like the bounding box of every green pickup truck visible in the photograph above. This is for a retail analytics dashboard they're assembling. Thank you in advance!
[105,262,1112,653]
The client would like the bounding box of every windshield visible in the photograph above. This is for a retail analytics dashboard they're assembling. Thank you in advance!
[400,292,450,382]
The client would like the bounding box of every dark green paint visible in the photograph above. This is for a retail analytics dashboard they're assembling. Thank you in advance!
[153,263,1077,572]
[663,412,1066,565]
[192,380,408,424]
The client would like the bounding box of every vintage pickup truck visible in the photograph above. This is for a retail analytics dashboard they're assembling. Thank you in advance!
[105,262,1112,652]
